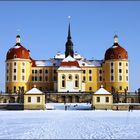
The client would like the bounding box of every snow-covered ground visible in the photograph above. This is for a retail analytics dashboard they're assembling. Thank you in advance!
[0,103,140,139]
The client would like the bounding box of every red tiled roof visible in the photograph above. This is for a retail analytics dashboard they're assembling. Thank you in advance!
[105,43,128,60]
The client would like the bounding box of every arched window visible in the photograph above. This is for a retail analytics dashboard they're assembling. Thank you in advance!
[14,55,17,58]
[61,75,65,88]
[75,75,79,88]
[68,74,72,80]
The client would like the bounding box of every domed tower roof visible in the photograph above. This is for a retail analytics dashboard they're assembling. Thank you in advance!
[104,35,128,60]
[6,35,30,60]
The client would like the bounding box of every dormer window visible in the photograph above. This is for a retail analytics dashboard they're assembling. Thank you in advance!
[14,55,17,58]
[110,55,114,59]
[118,55,121,59]
[82,63,85,66]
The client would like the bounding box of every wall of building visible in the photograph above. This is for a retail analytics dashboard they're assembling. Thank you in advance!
[102,60,129,92]
[5,59,31,93]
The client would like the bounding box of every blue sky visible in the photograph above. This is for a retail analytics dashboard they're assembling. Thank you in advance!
[0,1,140,92]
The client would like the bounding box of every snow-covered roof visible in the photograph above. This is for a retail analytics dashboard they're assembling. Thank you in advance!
[94,87,111,95]
[58,66,81,71]
[35,59,62,67]
[78,59,102,67]
[62,55,76,62]
[54,52,84,60]
[26,87,43,94]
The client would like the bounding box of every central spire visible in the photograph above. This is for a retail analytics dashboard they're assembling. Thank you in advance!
[65,16,74,58]
[68,18,71,40]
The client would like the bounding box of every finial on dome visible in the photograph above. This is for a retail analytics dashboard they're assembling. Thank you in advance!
[16,35,20,44]
[101,85,103,88]
[114,34,118,43]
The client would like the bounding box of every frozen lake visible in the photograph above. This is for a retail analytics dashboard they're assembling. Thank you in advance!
[0,103,140,139]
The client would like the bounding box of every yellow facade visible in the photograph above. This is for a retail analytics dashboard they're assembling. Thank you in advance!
[57,70,83,92]
[6,59,31,93]
[5,58,129,94]
[81,67,103,92]
[5,35,129,94]
[92,94,113,110]
[24,94,45,110]
[102,60,129,92]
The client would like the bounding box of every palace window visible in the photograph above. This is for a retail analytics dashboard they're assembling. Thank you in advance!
[35,76,37,81]
[89,70,92,74]
[119,76,122,81]
[106,97,109,103]
[62,75,65,88]
[119,62,122,66]
[99,76,102,81]
[97,97,100,103]
[83,76,86,82]
[83,70,86,74]
[22,76,25,81]
[14,75,16,81]
[126,76,128,81]
[28,97,31,103]
[39,69,42,74]
[111,76,114,81]
[89,76,92,81]
[111,69,114,73]
[32,76,34,81]
[14,62,16,66]
[68,75,72,80]
[14,69,16,73]
[32,70,34,74]
[126,69,128,73]
[39,76,42,81]
[75,75,79,88]
[111,62,113,67]
[37,97,40,103]
[126,63,128,66]
[119,69,122,73]
[22,62,25,66]
[35,70,37,74]
[119,86,122,90]
[22,69,25,73]
[45,69,48,74]
[99,70,102,74]
[89,87,92,91]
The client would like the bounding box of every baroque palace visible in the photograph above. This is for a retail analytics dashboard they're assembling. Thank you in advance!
[2,21,138,110]
[5,22,129,94]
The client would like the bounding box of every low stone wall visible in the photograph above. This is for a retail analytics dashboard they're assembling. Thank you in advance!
[24,104,45,110]
[113,103,140,110]
[93,105,112,110]
[0,103,23,110]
